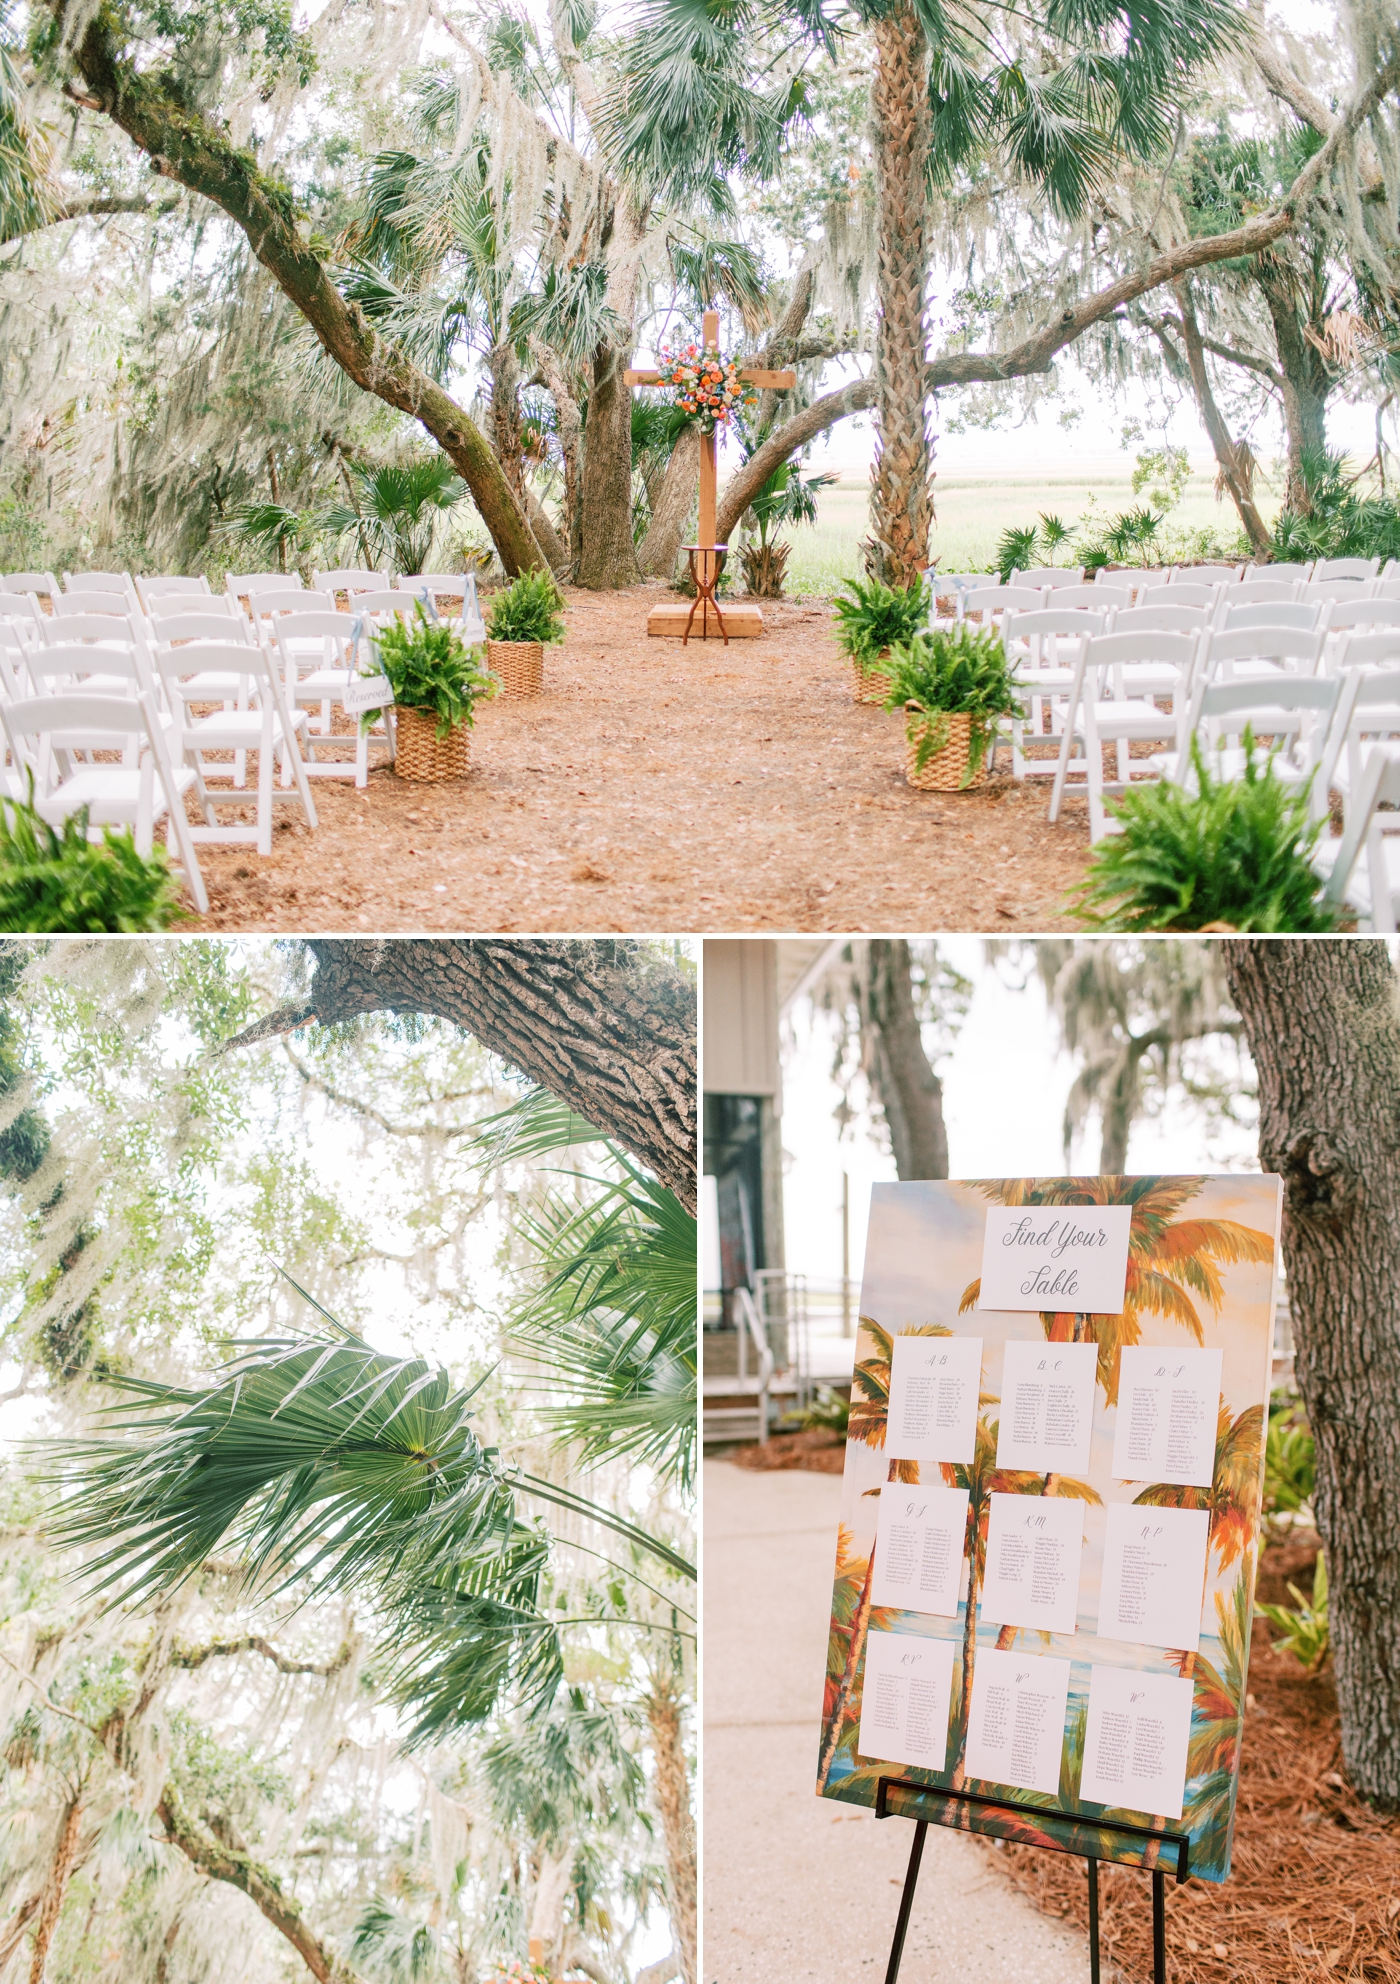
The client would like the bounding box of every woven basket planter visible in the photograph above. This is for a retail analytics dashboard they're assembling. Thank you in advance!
[853,654,891,705]
[487,639,544,698]
[903,708,989,792]
[394,705,471,782]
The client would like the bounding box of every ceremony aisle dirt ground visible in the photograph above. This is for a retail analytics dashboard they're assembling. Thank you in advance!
[189,585,1090,932]
[703,1456,1093,1984]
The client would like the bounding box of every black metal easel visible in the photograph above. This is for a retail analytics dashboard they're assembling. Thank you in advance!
[875,1775,1190,1984]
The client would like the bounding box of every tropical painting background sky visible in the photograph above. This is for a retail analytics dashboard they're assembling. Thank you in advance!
[817,1175,1282,1883]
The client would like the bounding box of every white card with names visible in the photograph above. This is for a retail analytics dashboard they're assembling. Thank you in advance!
[964,1648,1071,1796]
[1112,1346,1223,1487]
[1097,1503,1211,1653]
[979,1204,1133,1315]
[979,1492,1084,1635]
[886,1334,983,1466]
[857,1631,957,1773]
[872,1484,969,1617]
[1080,1666,1194,1821]
[995,1338,1099,1473]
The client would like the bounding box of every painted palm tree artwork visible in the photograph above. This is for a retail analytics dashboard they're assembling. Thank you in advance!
[816,1175,1281,1884]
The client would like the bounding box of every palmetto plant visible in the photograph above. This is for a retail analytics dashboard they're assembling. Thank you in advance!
[323,459,467,575]
[47,1287,694,1742]
[958,1176,1276,1405]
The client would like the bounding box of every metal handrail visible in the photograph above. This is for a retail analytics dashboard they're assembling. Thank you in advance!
[733,1284,775,1443]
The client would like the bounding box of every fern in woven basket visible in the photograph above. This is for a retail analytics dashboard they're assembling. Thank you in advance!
[486,570,567,645]
[1067,731,1340,933]
[372,603,497,739]
[880,625,1024,783]
[831,575,928,672]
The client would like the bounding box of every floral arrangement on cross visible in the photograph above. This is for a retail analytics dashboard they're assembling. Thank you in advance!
[654,339,759,434]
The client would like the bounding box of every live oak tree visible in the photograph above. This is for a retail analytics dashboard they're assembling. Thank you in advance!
[1223,938,1400,1808]
[228,938,698,1211]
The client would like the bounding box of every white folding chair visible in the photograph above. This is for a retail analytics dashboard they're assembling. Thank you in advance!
[51,592,131,621]
[1172,564,1242,586]
[0,691,208,912]
[1323,596,1400,636]
[1157,672,1342,820]
[1201,626,1326,684]
[1042,585,1134,617]
[346,589,417,620]
[1008,567,1083,589]
[928,573,985,624]
[149,607,252,649]
[1316,744,1400,930]
[28,639,163,713]
[1217,579,1301,622]
[1247,561,1313,582]
[1001,609,1103,780]
[1220,601,1324,635]
[153,639,318,855]
[1154,582,1222,610]
[273,611,393,787]
[1112,603,1210,636]
[1047,630,1200,840]
[63,571,135,599]
[1,572,60,612]
[1303,577,1379,606]
[1314,667,1400,817]
[1333,628,1400,674]
[248,588,335,621]
[1313,556,1381,584]
[313,569,384,597]
[135,575,212,612]
[962,585,1048,630]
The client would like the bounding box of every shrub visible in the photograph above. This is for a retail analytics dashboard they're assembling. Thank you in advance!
[373,602,497,739]
[781,1386,850,1435]
[1069,734,1340,932]
[1264,1396,1315,1532]
[830,575,928,667]
[0,796,186,932]
[881,623,1024,782]
[1271,449,1400,565]
[486,569,567,645]
[1257,1550,1329,1672]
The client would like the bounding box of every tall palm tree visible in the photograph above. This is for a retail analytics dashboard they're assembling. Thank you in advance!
[815,1318,949,1791]
[939,1413,1100,1787]
[959,1176,1276,1406]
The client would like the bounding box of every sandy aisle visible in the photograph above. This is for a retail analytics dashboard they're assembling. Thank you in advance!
[186,586,1089,933]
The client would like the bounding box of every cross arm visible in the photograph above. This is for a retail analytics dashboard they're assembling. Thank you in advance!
[738,368,797,387]
[624,370,662,385]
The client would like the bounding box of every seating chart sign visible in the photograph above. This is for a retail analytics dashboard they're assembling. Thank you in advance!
[816,1175,1281,1883]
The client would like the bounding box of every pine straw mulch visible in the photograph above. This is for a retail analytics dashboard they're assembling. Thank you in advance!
[998,1532,1400,1984]
[726,1427,847,1473]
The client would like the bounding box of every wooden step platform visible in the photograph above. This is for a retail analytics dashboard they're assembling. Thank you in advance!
[647,600,765,640]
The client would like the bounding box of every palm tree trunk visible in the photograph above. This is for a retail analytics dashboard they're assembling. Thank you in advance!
[816,1550,877,1791]
[29,1795,82,1984]
[867,2,933,588]
[1173,281,1273,555]
[646,1671,697,1984]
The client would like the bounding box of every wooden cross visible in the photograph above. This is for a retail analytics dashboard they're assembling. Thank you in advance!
[625,308,796,558]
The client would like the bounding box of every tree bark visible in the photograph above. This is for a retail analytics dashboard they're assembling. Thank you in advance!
[711,60,1396,544]
[1258,262,1333,511]
[867,4,932,586]
[856,939,949,1179]
[1223,938,1400,1807]
[157,1787,365,1984]
[577,342,641,587]
[646,1670,697,1984]
[224,940,697,1210]
[52,0,547,577]
[1172,281,1274,556]
[638,427,700,578]
[27,1794,83,1984]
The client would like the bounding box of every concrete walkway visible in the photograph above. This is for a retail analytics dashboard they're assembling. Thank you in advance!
[702,1458,1092,1984]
